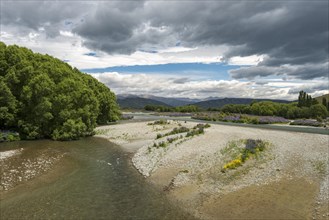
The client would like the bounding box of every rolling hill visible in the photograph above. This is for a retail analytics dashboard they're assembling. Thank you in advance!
[117,94,197,106]
[117,97,171,109]
[314,94,329,103]
[138,95,197,107]
[117,94,293,110]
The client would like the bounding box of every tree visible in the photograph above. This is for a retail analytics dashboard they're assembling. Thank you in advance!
[0,77,17,128]
[322,98,329,111]
[309,104,328,119]
[298,90,318,108]
[0,42,120,140]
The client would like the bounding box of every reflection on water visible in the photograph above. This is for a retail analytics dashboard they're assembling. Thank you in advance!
[0,138,194,219]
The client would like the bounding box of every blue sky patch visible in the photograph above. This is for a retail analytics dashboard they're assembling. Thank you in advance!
[84,52,97,57]
[82,63,244,80]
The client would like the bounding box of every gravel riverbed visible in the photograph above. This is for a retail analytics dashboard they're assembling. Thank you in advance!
[96,120,329,219]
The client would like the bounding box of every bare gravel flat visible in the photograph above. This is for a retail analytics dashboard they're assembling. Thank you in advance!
[96,120,329,219]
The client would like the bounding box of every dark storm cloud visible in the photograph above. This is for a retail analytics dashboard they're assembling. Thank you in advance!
[2,1,328,80]
[229,66,276,80]
[72,1,177,54]
[288,82,329,94]
[73,3,142,54]
[73,1,328,62]
[71,1,328,79]
[1,1,92,37]
[230,62,329,80]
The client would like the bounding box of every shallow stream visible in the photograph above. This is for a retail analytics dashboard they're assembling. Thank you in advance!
[0,138,193,219]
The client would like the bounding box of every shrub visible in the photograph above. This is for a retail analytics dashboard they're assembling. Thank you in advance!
[258,116,289,124]
[169,126,190,135]
[148,119,169,125]
[0,130,20,142]
[180,169,189,173]
[155,119,169,125]
[167,136,179,143]
[186,127,204,137]
[193,123,211,129]
[159,126,190,139]
[223,159,242,170]
[153,141,167,148]
[290,119,323,127]
[248,117,259,124]
[222,139,268,171]
[316,116,323,122]
[223,115,242,122]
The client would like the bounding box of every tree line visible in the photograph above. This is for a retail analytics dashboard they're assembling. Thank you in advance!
[0,42,120,140]
[145,91,328,120]
[212,91,328,119]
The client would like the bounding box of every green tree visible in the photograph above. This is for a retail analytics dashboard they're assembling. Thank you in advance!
[309,104,328,119]
[0,42,120,140]
[321,97,329,111]
[0,77,17,127]
[298,90,318,108]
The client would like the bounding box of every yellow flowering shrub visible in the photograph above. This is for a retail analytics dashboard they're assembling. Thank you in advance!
[221,139,269,172]
[223,158,242,170]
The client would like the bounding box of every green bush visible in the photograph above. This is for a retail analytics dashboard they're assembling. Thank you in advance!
[0,42,120,141]
[153,141,167,148]
[148,119,169,125]
[221,139,268,172]
[193,123,211,129]
[0,131,20,142]
[186,127,204,137]
[168,126,190,135]
[157,126,190,139]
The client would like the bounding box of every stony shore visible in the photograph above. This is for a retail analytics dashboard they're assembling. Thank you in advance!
[0,147,67,192]
[96,119,329,219]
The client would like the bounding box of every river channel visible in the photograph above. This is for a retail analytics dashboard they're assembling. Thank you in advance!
[0,138,193,219]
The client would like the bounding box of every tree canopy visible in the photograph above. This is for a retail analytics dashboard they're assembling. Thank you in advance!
[220,93,328,119]
[0,42,120,140]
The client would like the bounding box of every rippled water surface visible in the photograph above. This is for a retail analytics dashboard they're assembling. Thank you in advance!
[0,138,193,219]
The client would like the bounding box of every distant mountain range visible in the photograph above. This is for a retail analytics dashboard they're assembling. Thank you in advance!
[117,94,293,110]
[117,97,171,109]
[117,94,197,107]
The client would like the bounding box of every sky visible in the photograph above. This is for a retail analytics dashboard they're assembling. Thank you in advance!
[1,0,328,100]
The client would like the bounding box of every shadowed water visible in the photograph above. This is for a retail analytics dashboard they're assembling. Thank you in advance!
[0,138,194,220]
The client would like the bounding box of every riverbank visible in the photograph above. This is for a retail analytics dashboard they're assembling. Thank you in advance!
[0,142,68,192]
[96,119,329,219]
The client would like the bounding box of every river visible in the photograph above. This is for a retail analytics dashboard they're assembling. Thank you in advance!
[0,138,194,219]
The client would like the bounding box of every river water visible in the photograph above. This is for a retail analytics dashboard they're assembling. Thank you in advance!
[0,138,193,219]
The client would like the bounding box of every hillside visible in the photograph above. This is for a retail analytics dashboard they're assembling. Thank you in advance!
[0,42,120,140]
[139,95,196,107]
[117,94,197,107]
[314,94,329,103]
[193,98,291,109]
[118,97,171,109]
